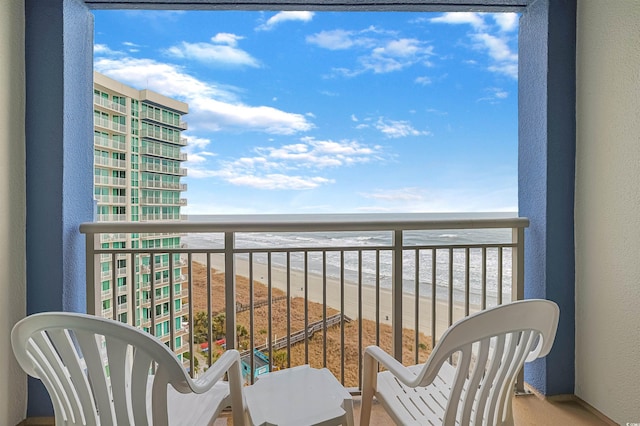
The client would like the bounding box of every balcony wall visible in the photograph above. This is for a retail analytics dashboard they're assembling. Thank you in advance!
[575,0,640,423]
[0,0,26,424]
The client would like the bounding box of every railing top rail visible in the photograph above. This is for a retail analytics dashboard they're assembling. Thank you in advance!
[80,213,528,234]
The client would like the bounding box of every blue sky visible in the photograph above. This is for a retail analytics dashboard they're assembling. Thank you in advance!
[94,10,519,215]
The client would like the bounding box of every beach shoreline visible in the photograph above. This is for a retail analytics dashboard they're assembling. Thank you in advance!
[191,253,483,340]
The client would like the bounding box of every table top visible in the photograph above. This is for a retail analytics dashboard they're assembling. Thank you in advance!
[244,365,352,426]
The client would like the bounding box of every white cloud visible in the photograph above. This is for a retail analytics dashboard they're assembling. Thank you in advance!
[375,118,430,138]
[227,174,332,190]
[94,56,313,135]
[471,32,518,79]
[94,44,122,56]
[429,12,518,80]
[183,135,212,150]
[478,87,509,103]
[492,13,519,32]
[415,76,432,86]
[306,29,368,50]
[190,97,312,135]
[256,137,382,168]
[256,11,314,31]
[187,137,384,190]
[165,34,260,68]
[210,33,243,46]
[472,33,517,63]
[185,153,209,164]
[309,30,435,76]
[430,12,486,30]
[363,39,434,73]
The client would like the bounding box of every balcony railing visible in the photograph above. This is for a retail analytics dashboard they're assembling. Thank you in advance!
[95,194,127,205]
[139,213,186,222]
[80,214,528,390]
[94,117,127,133]
[140,180,187,191]
[94,94,127,114]
[140,110,188,130]
[140,196,188,206]
[96,213,128,222]
[94,175,126,187]
[140,163,187,176]
[140,128,188,146]
[94,135,127,152]
[94,156,127,169]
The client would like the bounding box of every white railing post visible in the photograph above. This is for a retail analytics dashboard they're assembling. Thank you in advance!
[512,226,525,302]
[224,231,237,350]
[392,229,403,362]
[85,232,100,316]
[512,226,527,394]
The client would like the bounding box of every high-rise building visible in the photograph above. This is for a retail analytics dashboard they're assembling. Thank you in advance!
[93,71,189,362]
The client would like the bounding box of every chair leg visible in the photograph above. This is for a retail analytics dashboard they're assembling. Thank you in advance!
[360,354,377,426]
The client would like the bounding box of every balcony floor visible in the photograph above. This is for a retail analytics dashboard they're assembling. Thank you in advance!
[215,389,613,425]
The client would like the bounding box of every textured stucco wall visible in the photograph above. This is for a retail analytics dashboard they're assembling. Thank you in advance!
[25,0,94,416]
[519,0,576,395]
[575,1,640,423]
[0,0,27,423]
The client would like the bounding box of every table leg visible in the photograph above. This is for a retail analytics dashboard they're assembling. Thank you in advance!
[342,398,355,426]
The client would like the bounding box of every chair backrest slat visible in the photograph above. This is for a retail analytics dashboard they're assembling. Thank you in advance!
[48,329,98,426]
[151,368,171,426]
[75,329,116,425]
[485,332,519,424]
[461,338,491,425]
[105,336,133,425]
[473,334,505,424]
[131,349,153,426]
[27,336,72,423]
[31,331,81,424]
[494,330,537,425]
[444,344,472,425]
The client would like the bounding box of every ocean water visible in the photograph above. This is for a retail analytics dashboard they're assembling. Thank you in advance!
[183,213,517,306]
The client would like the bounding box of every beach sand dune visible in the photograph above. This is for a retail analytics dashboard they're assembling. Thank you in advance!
[189,260,432,387]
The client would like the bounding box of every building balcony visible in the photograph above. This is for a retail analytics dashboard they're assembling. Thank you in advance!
[94,175,126,187]
[140,180,187,191]
[94,155,126,170]
[139,213,186,222]
[140,196,187,206]
[140,163,187,176]
[140,128,187,146]
[96,213,128,222]
[140,110,187,130]
[140,144,186,162]
[93,94,127,114]
[94,135,127,152]
[94,117,127,134]
[95,195,127,205]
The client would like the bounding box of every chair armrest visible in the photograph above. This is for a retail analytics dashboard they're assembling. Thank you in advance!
[189,349,242,394]
[363,346,424,388]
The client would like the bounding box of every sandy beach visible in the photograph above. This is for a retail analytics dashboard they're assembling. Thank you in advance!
[193,253,478,341]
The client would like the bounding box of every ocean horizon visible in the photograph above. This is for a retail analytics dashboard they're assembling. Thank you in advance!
[182,213,518,306]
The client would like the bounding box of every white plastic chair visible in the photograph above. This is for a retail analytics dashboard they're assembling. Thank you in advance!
[359,299,559,426]
[11,311,246,425]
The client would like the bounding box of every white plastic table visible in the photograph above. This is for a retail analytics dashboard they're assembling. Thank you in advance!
[244,364,354,426]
